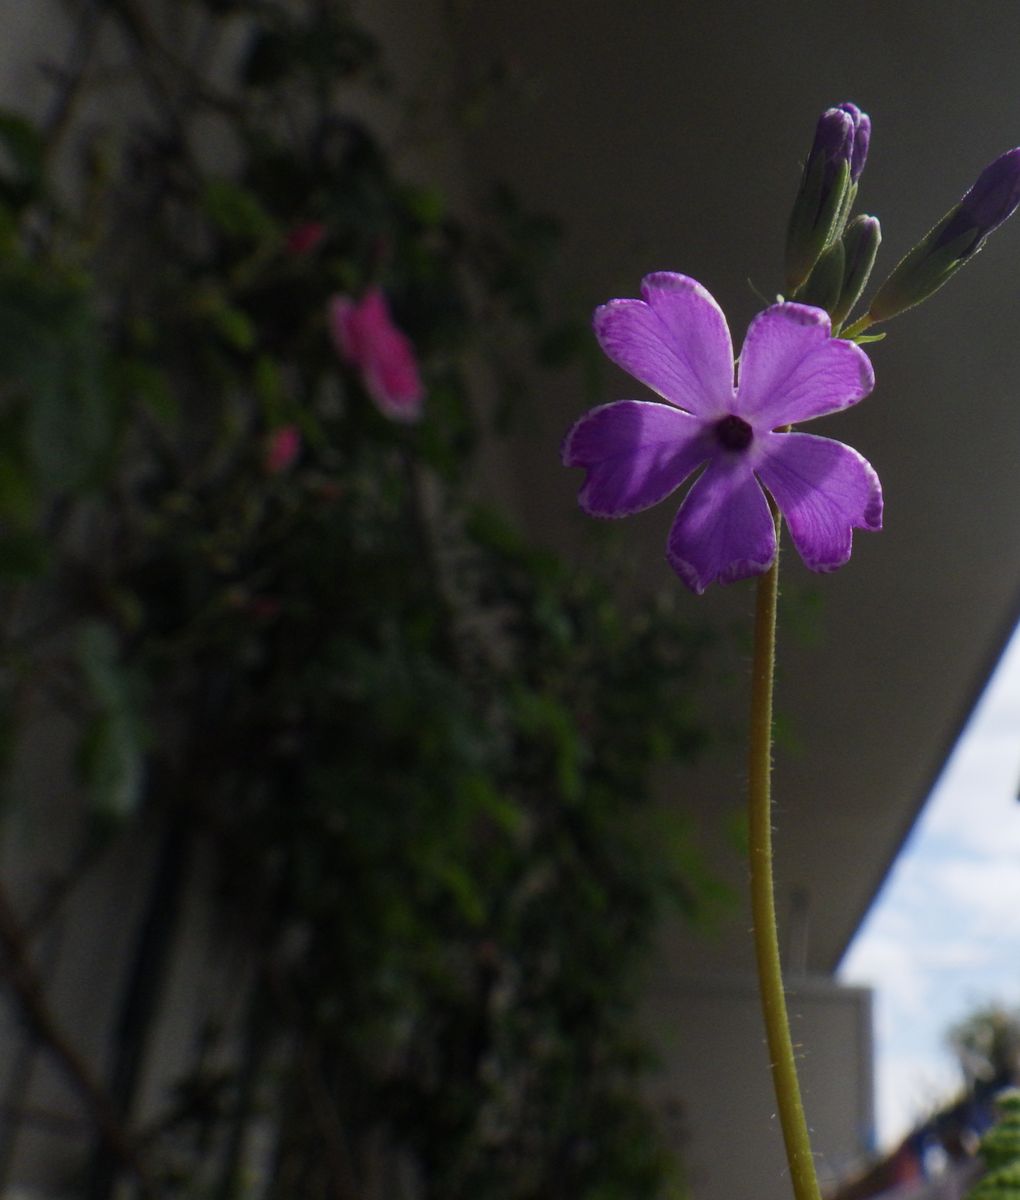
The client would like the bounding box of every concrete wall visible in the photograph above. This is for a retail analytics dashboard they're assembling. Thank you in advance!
[643,974,873,1200]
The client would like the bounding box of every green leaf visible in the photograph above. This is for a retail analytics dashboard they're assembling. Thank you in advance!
[210,303,256,351]
[77,622,126,709]
[0,267,112,488]
[0,451,36,524]
[78,710,145,823]
[113,357,178,427]
[24,326,111,489]
[0,111,45,206]
[512,685,583,803]
[193,285,257,351]
[202,178,277,242]
[432,860,486,926]
[0,532,48,579]
[75,622,145,822]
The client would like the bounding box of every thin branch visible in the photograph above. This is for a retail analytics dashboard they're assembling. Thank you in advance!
[264,961,362,1200]
[43,0,107,159]
[0,879,158,1197]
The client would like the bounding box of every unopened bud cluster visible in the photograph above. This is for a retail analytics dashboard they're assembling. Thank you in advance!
[785,104,880,331]
[783,104,1020,335]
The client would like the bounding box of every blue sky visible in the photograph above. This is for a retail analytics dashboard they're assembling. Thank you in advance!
[839,624,1020,1147]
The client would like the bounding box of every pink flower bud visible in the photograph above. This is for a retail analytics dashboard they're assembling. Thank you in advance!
[285,222,327,256]
[264,424,301,474]
[328,288,424,423]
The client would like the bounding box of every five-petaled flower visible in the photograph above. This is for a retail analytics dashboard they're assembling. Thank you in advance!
[329,288,424,423]
[562,273,882,594]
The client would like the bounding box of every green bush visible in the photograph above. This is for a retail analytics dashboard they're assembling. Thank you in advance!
[0,3,726,1196]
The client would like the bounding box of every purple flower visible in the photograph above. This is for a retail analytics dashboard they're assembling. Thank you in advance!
[562,273,882,594]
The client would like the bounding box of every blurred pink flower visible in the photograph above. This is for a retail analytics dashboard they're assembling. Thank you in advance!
[329,288,424,423]
[264,424,301,474]
[285,221,327,256]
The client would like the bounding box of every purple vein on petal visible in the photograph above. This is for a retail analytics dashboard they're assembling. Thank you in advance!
[735,304,874,427]
[755,432,882,571]
[666,456,777,593]
[594,273,734,417]
[562,400,712,517]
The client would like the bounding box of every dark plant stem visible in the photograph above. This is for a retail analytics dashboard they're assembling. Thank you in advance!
[0,880,156,1196]
[84,814,190,1200]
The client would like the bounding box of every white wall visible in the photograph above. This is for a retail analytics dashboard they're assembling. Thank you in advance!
[643,974,873,1200]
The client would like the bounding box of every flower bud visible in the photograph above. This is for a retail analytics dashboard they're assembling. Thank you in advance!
[264,424,301,474]
[831,214,881,328]
[795,239,845,314]
[838,102,871,183]
[785,105,869,292]
[869,147,1020,322]
[951,147,1020,246]
[329,288,424,423]
[284,221,327,256]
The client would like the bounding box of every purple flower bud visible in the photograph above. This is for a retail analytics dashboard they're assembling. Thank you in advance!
[869,147,1020,323]
[810,107,855,183]
[785,103,871,292]
[838,102,871,183]
[785,108,856,291]
[934,147,1020,256]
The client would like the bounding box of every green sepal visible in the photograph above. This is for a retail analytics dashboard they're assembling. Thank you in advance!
[785,157,851,293]
[831,214,881,328]
[868,207,984,322]
[831,180,859,248]
[794,239,845,313]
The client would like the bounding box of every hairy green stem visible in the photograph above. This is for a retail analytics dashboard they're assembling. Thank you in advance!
[748,514,822,1200]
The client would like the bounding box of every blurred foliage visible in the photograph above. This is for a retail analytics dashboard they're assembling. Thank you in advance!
[968,1089,1020,1200]
[0,1,727,1197]
[950,1005,1020,1092]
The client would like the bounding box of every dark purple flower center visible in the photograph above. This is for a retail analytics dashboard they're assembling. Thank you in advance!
[714,414,753,452]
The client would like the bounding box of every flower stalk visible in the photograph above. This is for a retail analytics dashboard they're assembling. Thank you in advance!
[747,510,822,1200]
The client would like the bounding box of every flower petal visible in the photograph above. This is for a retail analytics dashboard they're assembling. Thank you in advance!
[329,290,424,422]
[593,273,735,416]
[361,327,424,422]
[666,457,775,593]
[328,295,360,363]
[562,400,712,517]
[755,432,882,572]
[735,302,874,426]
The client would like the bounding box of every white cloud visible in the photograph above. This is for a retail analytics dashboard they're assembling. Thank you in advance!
[934,857,1020,938]
[838,619,1020,1147]
[875,1048,960,1145]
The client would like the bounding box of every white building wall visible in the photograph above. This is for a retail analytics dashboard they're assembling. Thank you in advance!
[643,974,874,1200]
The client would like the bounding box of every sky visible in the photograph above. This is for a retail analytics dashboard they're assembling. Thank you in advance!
[839,622,1020,1149]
